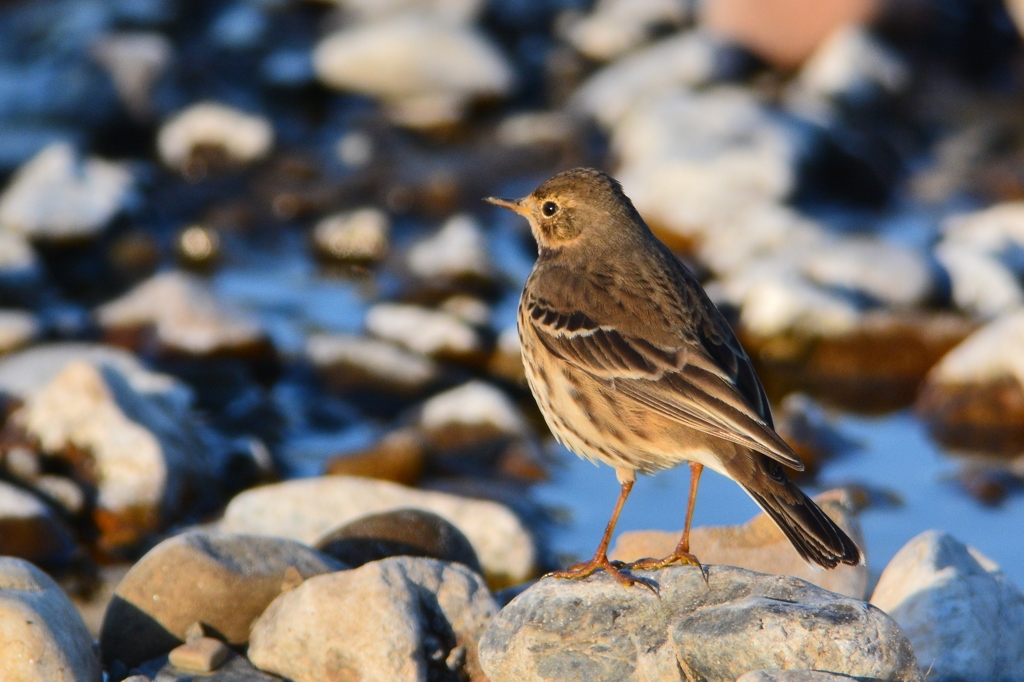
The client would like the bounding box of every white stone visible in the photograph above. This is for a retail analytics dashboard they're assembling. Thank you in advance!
[312,208,389,264]
[0,142,133,239]
[495,111,578,148]
[365,303,482,358]
[157,102,274,171]
[941,201,1024,253]
[793,25,909,103]
[0,557,101,682]
[406,214,492,281]
[306,332,439,390]
[313,17,514,127]
[926,310,1024,388]
[219,476,536,584]
[91,32,173,119]
[563,0,692,61]
[12,359,210,516]
[611,89,799,236]
[420,381,528,437]
[0,309,39,355]
[571,31,731,129]
[871,530,1024,681]
[799,238,934,307]
[0,232,39,279]
[440,295,491,326]
[0,343,187,407]
[694,203,826,276]
[935,243,1024,318]
[95,270,266,355]
[716,261,861,338]
[325,0,485,24]
[249,557,497,682]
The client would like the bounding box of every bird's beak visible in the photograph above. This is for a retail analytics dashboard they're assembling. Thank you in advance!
[484,196,528,216]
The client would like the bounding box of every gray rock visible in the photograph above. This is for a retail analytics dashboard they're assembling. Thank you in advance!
[736,672,859,682]
[91,32,173,119]
[480,566,920,682]
[315,508,483,574]
[310,208,390,266]
[249,557,497,682]
[0,142,133,240]
[306,332,439,398]
[365,303,486,362]
[218,476,536,587]
[871,530,1024,681]
[100,530,342,670]
[0,556,101,682]
[0,480,77,565]
[406,214,494,284]
[147,653,284,681]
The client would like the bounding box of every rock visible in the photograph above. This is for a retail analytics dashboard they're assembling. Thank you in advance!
[935,244,1023,318]
[936,202,1024,318]
[563,0,693,61]
[167,637,232,673]
[0,232,42,292]
[0,556,101,682]
[406,214,494,286]
[0,142,133,241]
[100,530,342,670]
[141,653,283,681]
[156,102,274,173]
[916,310,1024,453]
[175,224,222,271]
[218,476,536,587]
[871,530,1024,681]
[365,302,487,363]
[611,489,868,599]
[571,31,737,129]
[610,90,802,243]
[495,111,580,149]
[788,25,908,111]
[480,565,919,682]
[419,380,529,448]
[249,557,497,682]
[306,332,440,400]
[91,32,173,119]
[0,480,77,565]
[487,326,526,385]
[737,672,861,682]
[0,343,173,399]
[699,0,879,68]
[310,208,390,268]
[326,0,485,24]
[313,16,514,128]
[315,508,482,574]
[0,309,40,355]
[729,298,975,412]
[95,271,271,357]
[11,357,217,550]
[325,428,426,485]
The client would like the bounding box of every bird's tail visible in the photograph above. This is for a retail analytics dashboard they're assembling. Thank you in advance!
[743,479,862,569]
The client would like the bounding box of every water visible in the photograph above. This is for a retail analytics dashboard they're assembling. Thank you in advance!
[534,410,1024,590]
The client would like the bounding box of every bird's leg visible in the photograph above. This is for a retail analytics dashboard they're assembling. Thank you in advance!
[547,472,640,588]
[630,463,706,577]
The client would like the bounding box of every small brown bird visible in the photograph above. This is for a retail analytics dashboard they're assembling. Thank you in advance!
[487,168,861,587]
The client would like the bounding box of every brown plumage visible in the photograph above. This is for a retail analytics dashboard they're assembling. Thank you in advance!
[486,167,861,587]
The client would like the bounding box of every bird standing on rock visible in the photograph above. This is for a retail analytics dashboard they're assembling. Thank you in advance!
[486,168,862,588]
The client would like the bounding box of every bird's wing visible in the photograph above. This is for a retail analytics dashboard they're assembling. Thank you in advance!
[524,294,804,470]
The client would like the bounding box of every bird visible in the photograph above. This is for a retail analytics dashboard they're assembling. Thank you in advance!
[486,167,862,588]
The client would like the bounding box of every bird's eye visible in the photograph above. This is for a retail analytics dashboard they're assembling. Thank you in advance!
[542,201,559,217]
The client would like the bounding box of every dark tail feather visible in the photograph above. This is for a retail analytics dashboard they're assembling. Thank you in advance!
[745,484,862,569]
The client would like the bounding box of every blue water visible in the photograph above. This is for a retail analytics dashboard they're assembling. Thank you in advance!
[534,411,1024,591]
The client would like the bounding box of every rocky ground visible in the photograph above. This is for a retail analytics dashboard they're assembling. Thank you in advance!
[2,0,1024,680]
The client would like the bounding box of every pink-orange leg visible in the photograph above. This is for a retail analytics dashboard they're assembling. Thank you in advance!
[546,478,643,588]
[630,462,706,576]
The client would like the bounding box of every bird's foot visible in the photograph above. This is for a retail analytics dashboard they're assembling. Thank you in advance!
[545,555,658,594]
[628,552,709,585]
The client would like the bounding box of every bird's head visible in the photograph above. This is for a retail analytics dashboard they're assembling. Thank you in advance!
[485,167,643,251]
